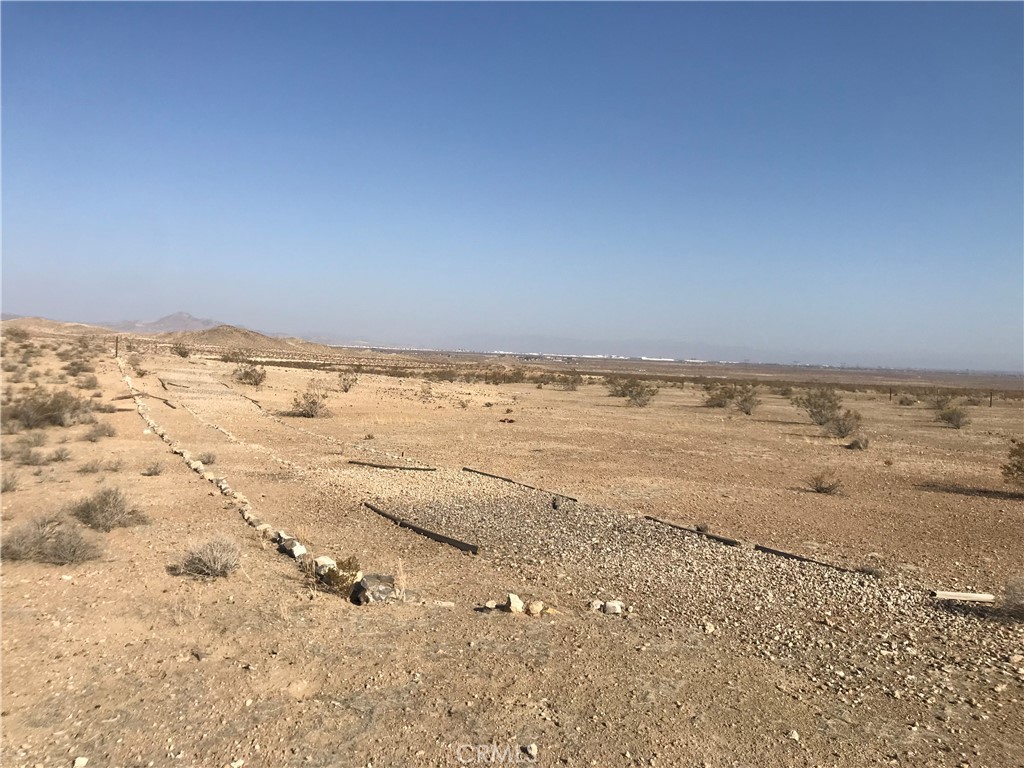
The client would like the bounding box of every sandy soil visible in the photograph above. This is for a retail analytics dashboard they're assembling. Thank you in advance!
[2,326,1022,768]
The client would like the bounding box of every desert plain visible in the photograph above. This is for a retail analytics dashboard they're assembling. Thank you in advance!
[1,318,1022,768]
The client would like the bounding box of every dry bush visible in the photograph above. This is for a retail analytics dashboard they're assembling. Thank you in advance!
[702,383,734,408]
[171,342,191,358]
[2,473,19,492]
[825,409,863,438]
[315,555,361,595]
[48,447,72,462]
[845,436,870,450]
[2,388,92,430]
[141,461,164,477]
[1004,576,1024,618]
[18,432,47,449]
[733,384,761,415]
[291,379,330,417]
[338,373,358,393]
[180,537,240,578]
[1002,439,1024,486]
[555,373,583,391]
[75,374,99,390]
[221,348,255,364]
[896,394,917,406]
[78,460,102,474]
[196,451,216,465]
[232,362,266,386]
[70,488,148,531]
[606,377,657,407]
[928,393,955,410]
[17,449,49,467]
[63,360,94,376]
[807,470,843,495]
[792,388,842,425]
[45,528,103,565]
[3,327,29,343]
[83,422,116,442]
[936,407,970,430]
[962,393,984,406]
[1,515,101,565]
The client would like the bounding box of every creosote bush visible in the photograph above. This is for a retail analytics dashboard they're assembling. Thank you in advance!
[338,373,358,393]
[605,376,658,407]
[83,422,116,442]
[171,342,191,358]
[936,407,970,430]
[897,394,917,406]
[141,461,164,477]
[180,537,240,578]
[807,471,843,495]
[70,488,148,532]
[232,362,267,387]
[1001,439,1024,486]
[928,393,955,411]
[825,409,863,438]
[2,388,92,430]
[703,384,734,408]
[291,379,330,418]
[792,388,842,426]
[733,384,761,415]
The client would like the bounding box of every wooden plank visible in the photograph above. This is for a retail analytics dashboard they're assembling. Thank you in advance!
[461,466,577,502]
[362,502,479,555]
[644,515,743,547]
[930,590,996,603]
[348,460,436,471]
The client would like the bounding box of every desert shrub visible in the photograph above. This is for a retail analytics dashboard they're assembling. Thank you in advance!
[48,447,72,462]
[1004,576,1024,618]
[92,401,118,413]
[291,379,330,418]
[105,458,123,472]
[936,407,970,430]
[315,555,361,595]
[78,460,101,474]
[180,537,240,578]
[45,528,103,565]
[17,449,49,467]
[846,436,870,450]
[232,362,267,387]
[1,515,101,564]
[928,393,955,410]
[896,394,917,406]
[3,326,29,343]
[1001,439,1024,486]
[2,473,19,492]
[70,488,148,531]
[171,342,191,358]
[962,393,984,406]
[220,348,255,364]
[76,374,100,390]
[703,383,734,408]
[196,451,216,465]
[17,431,47,449]
[141,461,164,476]
[793,388,842,425]
[83,422,116,442]
[63,360,95,376]
[806,470,842,495]
[824,410,863,438]
[2,388,92,430]
[555,373,583,391]
[338,373,358,393]
[606,376,658,406]
[733,384,761,415]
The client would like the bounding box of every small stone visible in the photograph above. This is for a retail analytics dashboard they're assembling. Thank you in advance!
[485,600,498,610]
[703,622,716,635]
[352,574,396,605]
[506,593,525,614]
[74,759,89,768]
[524,744,538,759]
[589,599,604,612]
[526,600,544,617]
[602,600,624,615]
[787,730,800,742]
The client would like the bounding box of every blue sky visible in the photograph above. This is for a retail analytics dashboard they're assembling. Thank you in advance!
[3,2,1022,371]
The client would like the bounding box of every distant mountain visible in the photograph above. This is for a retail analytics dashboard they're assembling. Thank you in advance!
[103,312,222,334]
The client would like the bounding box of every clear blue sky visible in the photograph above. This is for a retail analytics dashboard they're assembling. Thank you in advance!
[3,2,1021,371]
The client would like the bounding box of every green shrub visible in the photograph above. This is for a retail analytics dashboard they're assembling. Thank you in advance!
[1000,439,1024,486]
[825,410,862,438]
[2,388,92,430]
[702,383,734,408]
[291,379,330,418]
[232,362,267,386]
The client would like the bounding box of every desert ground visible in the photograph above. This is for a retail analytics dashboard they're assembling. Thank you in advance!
[1,319,1022,768]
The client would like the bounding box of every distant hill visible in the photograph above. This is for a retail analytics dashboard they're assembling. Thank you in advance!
[164,324,333,355]
[104,312,222,334]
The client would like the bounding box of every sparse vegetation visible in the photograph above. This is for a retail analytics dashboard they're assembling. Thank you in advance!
[793,388,842,426]
[180,537,240,578]
[928,393,955,410]
[732,384,761,415]
[606,376,657,407]
[78,460,102,474]
[48,447,72,462]
[1001,439,1024,486]
[141,461,164,477]
[291,378,330,418]
[338,373,358,392]
[2,388,92,430]
[76,374,100,389]
[896,394,917,406]
[171,342,191,358]
[3,326,29,343]
[1004,576,1024,618]
[1,515,101,565]
[196,451,216,465]
[936,407,970,430]
[2,473,20,492]
[702,383,734,408]
[232,362,267,387]
[846,436,870,450]
[807,470,843,495]
[315,555,361,595]
[70,488,148,531]
[83,422,117,442]
[824,409,863,438]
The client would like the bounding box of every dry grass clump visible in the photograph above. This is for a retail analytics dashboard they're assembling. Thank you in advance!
[291,378,330,417]
[314,555,361,595]
[792,388,842,426]
[896,394,917,406]
[702,383,734,408]
[141,461,164,477]
[606,376,658,407]
[70,488,148,531]
[180,537,240,578]
[171,342,191,358]
[338,373,358,392]
[845,436,870,451]
[825,409,863,438]
[806,470,843,495]
[196,451,216,465]
[1,515,102,565]
[78,460,102,474]
[2,473,19,492]
[82,422,116,442]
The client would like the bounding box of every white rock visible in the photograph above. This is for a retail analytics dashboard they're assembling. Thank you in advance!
[74,758,89,768]
[589,599,604,612]
[602,600,624,615]
[787,730,800,742]
[526,600,544,617]
[485,600,498,610]
[314,556,337,575]
[524,744,538,759]
[703,621,716,635]
[506,593,525,614]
